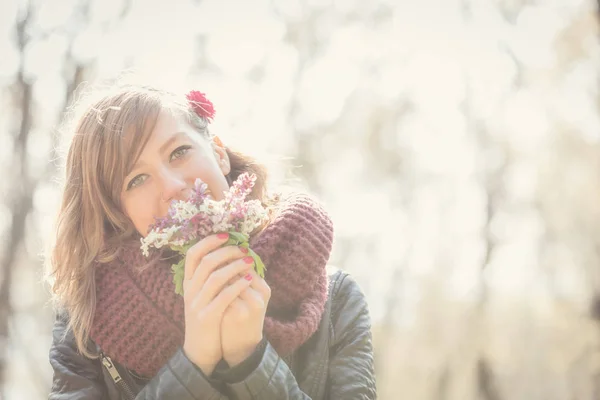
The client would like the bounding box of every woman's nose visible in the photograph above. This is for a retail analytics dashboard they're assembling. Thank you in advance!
[158,168,187,203]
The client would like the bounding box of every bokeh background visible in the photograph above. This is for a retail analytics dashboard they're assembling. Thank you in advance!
[1,0,600,398]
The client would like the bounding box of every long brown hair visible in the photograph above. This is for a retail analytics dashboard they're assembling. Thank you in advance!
[45,84,272,358]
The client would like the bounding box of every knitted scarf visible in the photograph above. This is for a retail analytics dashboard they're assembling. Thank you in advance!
[90,191,334,378]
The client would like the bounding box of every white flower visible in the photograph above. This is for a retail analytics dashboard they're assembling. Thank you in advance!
[141,225,180,256]
[139,173,270,258]
[171,201,201,222]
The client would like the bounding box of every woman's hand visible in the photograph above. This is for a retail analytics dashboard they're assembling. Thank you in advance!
[182,234,254,376]
[221,268,271,367]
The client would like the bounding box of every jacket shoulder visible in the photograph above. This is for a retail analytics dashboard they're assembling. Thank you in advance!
[327,267,366,306]
[326,267,371,338]
[49,311,110,399]
[322,267,377,398]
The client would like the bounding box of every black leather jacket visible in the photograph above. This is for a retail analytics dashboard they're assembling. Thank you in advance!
[48,270,376,399]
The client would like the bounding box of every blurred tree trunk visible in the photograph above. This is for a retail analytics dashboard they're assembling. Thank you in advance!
[0,4,34,393]
[0,0,91,394]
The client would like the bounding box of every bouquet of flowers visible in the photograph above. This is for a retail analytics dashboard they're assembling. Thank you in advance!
[140,172,269,295]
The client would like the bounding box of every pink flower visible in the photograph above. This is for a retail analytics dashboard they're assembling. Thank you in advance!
[141,172,267,256]
[186,90,215,122]
[140,172,268,295]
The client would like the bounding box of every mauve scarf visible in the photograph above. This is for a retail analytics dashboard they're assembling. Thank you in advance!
[90,191,334,378]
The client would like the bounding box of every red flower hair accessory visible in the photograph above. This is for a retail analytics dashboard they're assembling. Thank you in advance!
[186,90,215,122]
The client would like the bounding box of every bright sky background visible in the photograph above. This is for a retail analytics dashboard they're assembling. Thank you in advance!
[1,0,599,398]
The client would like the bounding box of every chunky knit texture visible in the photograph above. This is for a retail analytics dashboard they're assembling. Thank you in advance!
[90,191,333,378]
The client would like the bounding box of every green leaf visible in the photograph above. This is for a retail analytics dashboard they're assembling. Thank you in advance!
[227,231,249,245]
[247,248,266,278]
[170,240,197,254]
[171,258,186,296]
[224,238,240,247]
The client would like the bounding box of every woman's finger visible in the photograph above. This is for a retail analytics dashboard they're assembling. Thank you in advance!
[184,234,229,281]
[225,296,248,316]
[245,269,271,302]
[189,256,254,308]
[206,276,253,316]
[237,286,265,311]
[191,245,247,285]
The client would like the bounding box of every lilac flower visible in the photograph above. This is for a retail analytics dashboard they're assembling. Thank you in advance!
[140,172,269,295]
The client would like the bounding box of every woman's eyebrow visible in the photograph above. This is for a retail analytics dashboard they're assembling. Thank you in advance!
[158,131,187,155]
[128,132,187,175]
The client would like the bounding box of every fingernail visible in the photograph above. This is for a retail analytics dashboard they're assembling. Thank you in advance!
[239,247,249,254]
[244,273,253,281]
[217,233,229,239]
[243,256,254,264]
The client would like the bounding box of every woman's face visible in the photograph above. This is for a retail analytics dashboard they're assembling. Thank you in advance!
[120,110,230,236]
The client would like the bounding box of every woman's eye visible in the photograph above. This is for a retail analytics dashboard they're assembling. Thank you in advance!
[170,145,192,161]
[127,174,147,190]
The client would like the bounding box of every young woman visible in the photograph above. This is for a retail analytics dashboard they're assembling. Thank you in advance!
[46,84,376,399]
